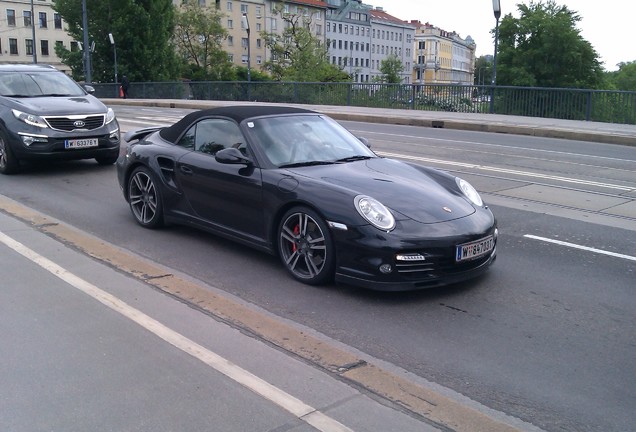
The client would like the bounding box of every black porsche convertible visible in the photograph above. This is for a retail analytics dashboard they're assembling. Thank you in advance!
[116,105,497,291]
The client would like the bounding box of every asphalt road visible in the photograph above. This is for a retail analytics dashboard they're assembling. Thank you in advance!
[1,105,634,432]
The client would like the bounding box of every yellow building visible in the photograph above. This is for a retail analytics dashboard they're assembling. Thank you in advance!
[411,20,475,85]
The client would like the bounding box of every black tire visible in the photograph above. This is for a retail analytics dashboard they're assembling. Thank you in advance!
[127,166,164,228]
[278,206,335,285]
[95,153,119,165]
[0,130,20,174]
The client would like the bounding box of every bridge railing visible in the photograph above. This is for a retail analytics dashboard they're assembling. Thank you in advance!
[93,81,636,125]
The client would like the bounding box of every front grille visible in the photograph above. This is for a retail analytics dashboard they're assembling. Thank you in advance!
[45,115,105,132]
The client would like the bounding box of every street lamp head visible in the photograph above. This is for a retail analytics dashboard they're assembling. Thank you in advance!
[108,33,115,45]
[492,0,501,19]
[241,13,250,31]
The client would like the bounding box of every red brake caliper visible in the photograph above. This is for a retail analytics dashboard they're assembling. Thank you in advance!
[292,224,300,252]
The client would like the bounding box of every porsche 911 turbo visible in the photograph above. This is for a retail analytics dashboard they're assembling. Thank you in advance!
[117,105,497,291]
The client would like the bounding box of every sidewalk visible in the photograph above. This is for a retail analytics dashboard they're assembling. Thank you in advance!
[102,98,636,147]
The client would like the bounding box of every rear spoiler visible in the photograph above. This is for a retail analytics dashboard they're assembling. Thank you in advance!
[124,126,163,143]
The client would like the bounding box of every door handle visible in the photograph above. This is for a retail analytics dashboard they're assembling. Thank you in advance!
[180,165,194,175]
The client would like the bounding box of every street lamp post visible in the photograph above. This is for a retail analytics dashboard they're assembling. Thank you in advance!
[490,0,501,113]
[81,0,91,84]
[241,13,251,101]
[109,33,118,97]
[30,0,37,63]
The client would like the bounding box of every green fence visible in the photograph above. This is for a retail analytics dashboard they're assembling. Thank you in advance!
[94,81,636,125]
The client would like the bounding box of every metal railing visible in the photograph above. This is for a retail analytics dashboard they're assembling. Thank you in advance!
[93,81,636,125]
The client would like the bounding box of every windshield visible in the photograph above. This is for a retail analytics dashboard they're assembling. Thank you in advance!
[247,114,376,168]
[0,71,86,97]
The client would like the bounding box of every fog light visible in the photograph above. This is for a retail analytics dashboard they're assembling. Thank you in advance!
[379,263,392,274]
[19,134,48,146]
[494,228,499,240]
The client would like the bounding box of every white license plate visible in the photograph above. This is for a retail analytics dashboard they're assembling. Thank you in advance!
[65,138,98,149]
[456,235,494,262]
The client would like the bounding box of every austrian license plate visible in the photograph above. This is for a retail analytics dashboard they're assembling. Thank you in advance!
[456,235,494,262]
[65,138,98,149]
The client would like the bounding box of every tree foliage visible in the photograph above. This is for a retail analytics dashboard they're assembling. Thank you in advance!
[377,54,404,84]
[474,56,493,86]
[173,1,236,81]
[262,7,349,82]
[53,0,180,83]
[607,61,636,91]
[496,0,603,89]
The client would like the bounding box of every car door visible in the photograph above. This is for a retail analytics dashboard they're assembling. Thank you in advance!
[175,118,265,243]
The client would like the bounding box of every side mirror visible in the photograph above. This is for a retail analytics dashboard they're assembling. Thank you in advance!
[215,147,252,165]
[358,136,371,149]
[84,85,95,94]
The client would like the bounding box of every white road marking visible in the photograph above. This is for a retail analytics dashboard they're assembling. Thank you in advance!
[378,151,635,192]
[0,231,354,432]
[524,234,636,262]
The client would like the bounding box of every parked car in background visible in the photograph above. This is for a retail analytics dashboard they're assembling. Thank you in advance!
[0,64,120,174]
[117,105,497,291]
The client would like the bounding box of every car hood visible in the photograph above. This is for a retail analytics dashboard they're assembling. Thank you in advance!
[287,158,477,224]
[5,95,107,116]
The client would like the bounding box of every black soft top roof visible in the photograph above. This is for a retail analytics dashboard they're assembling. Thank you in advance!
[159,105,316,143]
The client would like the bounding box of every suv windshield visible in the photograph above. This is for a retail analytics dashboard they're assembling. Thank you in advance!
[0,71,86,98]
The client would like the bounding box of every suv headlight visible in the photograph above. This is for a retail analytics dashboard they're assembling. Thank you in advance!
[456,177,483,207]
[355,195,395,231]
[12,109,48,128]
[105,107,116,125]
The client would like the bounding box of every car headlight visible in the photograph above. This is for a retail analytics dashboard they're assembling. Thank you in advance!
[354,195,395,231]
[456,177,483,207]
[105,107,116,125]
[12,109,48,128]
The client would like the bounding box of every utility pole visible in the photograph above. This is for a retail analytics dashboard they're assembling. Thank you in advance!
[30,0,37,63]
[82,0,91,83]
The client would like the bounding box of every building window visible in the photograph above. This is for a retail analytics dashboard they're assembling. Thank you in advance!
[241,4,248,13]
[7,9,15,26]
[256,55,262,65]
[241,54,248,64]
[9,38,18,54]
[26,39,34,55]
[70,41,79,52]
[227,35,233,46]
[256,23,261,31]
[227,19,233,28]
[23,10,32,27]
[226,1,232,11]
[256,38,261,48]
[54,13,62,29]
[39,12,47,28]
[55,41,64,50]
[41,40,49,56]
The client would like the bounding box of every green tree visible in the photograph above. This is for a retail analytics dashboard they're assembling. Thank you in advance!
[173,0,235,81]
[608,61,636,91]
[262,6,349,82]
[474,56,493,86]
[496,0,603,88]
[54,0,180,83]
[377,54,404,84]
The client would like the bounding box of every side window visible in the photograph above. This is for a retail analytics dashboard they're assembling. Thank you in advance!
[177,125,195,150]
[194,119,244,156]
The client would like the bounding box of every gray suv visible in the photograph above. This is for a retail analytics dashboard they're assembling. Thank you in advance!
[0,64,120,174]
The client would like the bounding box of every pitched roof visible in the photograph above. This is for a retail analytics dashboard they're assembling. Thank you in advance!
[370,8,415,27]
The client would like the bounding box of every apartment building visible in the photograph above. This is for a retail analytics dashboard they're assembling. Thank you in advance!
[412,20,475,85]
[369,7,414,83]
[0,0,73,73]
[325,0,371,83]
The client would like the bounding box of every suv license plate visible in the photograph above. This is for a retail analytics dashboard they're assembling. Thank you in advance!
[65,138,98,149]
[456,235,494,262]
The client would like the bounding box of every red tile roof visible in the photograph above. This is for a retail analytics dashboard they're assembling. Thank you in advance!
[370,8,416,26]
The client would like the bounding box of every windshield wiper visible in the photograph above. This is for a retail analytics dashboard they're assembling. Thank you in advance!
[278,160,336,168]
[335,155,373,163]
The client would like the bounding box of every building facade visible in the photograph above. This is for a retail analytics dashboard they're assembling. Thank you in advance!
[0,0,73,73]
[411,20,475,85]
